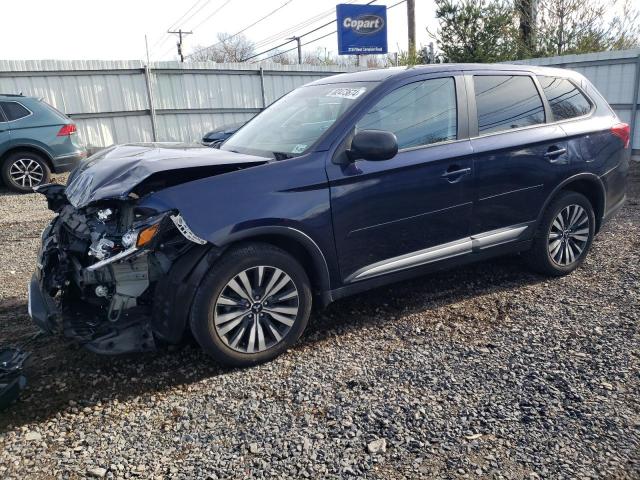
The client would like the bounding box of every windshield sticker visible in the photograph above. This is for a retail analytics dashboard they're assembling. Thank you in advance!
[292,144,308,154]
[326,87,366,99]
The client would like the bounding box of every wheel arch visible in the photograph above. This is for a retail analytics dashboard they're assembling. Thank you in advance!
[539,173,606,233]
[0,144,55,172]
[218,226,332,296]
[151,227,332,344]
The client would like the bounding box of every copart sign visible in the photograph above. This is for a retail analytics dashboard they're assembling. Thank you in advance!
[336,4,388,55]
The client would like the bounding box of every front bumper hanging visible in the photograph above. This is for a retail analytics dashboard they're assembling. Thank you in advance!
[28,272,156,355]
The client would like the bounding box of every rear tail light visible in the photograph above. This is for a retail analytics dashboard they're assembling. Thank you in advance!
[611,122,630,149]
[57,124,77,136]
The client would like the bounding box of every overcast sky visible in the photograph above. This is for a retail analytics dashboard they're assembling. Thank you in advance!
[0,0,438,62]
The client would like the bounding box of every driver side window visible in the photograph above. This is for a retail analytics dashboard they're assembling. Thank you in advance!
[356,77,457,149]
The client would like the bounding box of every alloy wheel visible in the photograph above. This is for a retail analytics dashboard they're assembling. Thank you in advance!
[214,266,299,353]
[547,204,590,266]
[9,158,44,188]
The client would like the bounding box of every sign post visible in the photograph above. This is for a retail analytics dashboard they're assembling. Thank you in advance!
[336,4,388,58]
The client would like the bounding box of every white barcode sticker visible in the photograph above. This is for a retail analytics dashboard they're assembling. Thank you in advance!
[326,87,367,99]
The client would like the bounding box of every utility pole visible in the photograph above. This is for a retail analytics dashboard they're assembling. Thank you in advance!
[407,0,416,58]
[288,36,302,64]
[168,29,193,62]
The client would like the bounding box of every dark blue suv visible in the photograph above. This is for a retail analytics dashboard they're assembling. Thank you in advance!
[29,64,629,366]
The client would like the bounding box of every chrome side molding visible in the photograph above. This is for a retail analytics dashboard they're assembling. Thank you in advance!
[346,223,530,282]
[471,224,529,250]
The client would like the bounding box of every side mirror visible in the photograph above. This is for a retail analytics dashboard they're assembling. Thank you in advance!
[347,129,398,162]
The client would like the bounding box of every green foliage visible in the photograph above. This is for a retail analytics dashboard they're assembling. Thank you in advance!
[433,0,640,62]
[434,0,519,62]
[534,0,640,57]
[393,49,423,66]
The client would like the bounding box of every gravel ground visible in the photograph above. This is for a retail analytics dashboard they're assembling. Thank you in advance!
[0,165,639,479]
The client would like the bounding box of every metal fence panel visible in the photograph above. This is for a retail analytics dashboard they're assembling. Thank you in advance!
[0,60,359,150]
[157,111,257,143]
[3,52,637,152]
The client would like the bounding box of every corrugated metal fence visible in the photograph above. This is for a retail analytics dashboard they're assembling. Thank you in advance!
[513,49,640,152]
[1,51,639,152]
[0,60,359,149]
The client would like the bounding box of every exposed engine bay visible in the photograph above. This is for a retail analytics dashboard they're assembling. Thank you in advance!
[31,183,204,353]
[28,144,270,354]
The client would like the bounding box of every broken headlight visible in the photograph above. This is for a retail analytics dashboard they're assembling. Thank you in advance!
[121,222,162,249]
[87,213,169,271]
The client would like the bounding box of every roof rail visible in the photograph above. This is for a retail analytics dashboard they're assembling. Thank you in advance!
[0,93,25,97]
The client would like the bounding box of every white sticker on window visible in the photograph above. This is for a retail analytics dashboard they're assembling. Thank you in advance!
[326,87,366,99]
[292,144,307,153]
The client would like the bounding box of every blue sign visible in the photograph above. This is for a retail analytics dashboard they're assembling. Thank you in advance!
[336,4,388,55]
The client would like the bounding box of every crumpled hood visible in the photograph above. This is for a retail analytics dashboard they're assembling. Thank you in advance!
[65,143,268,208]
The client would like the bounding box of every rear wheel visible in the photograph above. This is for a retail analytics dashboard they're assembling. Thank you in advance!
[525,191,595,276]
[1,151,51,192]
[190,243,312,367]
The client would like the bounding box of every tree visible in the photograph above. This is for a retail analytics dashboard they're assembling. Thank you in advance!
[534,0,640,56]
[433,0,519,63]
[433,0,640,61]
[189,33,255,62]
[515,0,536,56]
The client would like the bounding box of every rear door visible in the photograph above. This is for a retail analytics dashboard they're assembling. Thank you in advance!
[467,72,569,235]
[326,73,475,282]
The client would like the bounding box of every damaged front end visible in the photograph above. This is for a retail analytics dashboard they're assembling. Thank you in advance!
[28,183,209,354]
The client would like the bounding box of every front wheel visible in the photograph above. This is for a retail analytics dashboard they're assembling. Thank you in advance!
[525,191,595,276]
[190,243,312,367]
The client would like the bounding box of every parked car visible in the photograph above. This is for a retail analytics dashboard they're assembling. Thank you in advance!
[0,94,86,192]
[29,64,629,366]
[201,121,244,148]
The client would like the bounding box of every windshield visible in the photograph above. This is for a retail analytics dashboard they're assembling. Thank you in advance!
[221,82,376,158]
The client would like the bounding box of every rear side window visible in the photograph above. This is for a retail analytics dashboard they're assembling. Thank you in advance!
[0,101,31,121]
[474,75,545,135]
[357,77,457,149]
[40,100,70,121]
[537,76,592,121]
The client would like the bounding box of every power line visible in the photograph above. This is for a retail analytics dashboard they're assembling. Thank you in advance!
[190,0,235,32]
[252,30,337,63]
[149,0,209,56]
[251,1,357,50]
[241,16,340,61]
[153,0,234,60]
[188,0,295,59]
[168,0,209,31]
[247,0,407,63]
[169,0,209,30]
[242,0,378,62]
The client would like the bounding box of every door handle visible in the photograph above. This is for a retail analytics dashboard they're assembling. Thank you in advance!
[544,147,567,159]
[441,167,471,179]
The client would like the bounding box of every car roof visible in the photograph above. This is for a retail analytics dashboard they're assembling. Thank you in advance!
[307,63,579,85]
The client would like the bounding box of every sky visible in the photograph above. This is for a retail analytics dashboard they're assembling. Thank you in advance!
[0,0,439,62]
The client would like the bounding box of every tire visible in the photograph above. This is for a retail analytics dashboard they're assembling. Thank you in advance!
[190,242,312,367]
[1,151,51,193]
[525,191,596,276]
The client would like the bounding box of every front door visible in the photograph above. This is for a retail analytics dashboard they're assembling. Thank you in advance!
[326,75,475,283]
